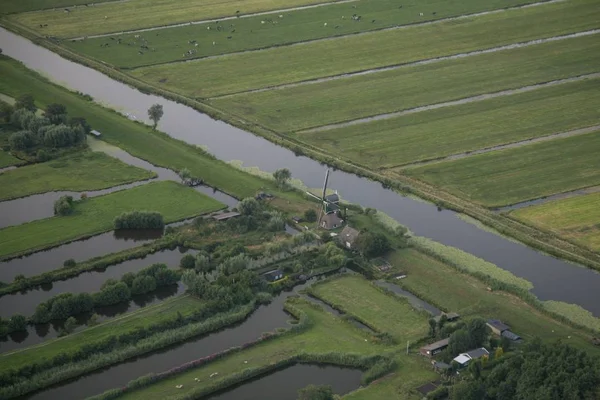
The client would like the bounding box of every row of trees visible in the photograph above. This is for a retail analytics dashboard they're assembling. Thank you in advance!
[114,211,165,230]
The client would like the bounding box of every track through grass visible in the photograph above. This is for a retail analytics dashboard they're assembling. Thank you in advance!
[65,0,542,69]
[405,130,600,207]
[213,33,600,131]
[0,181,224,259]
[0,151,154,201]
[511,192,600,251]
[131,0,600,97]
[298,76,600,169]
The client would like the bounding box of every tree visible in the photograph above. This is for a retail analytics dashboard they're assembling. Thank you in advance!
[7,314,27,332]
[466,318,488,348]
[87,313,99,327]
[355,231,391,258]
[297,384,334,400]
[63,259,76,268]
[44,103,68,124]
[494,347,504,359]
[0,102,13,123]
[450,381,485,400]
[238,197,259,216]
[429,318,437,338]
[178,167,192,184]
[194,254,212,273]
[468,359,482,380]
[147,104,163,130]
[131,275,157,295]
[64,316,77,334]
[303,208,317,222]
[273,168,291,188]
[69,116,91,134]
[54,195,74,216]
[14,94,36,112]
[437,314,448,334]
[93,282,131,306]
[9,130,36,150]
[500,335,511,352]
[448,329,471,356]
[180,254,196,269]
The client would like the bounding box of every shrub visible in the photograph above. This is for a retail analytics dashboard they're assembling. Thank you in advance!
[7,315,28,333]
[14,94,36,112]
[114,211,164,230]
[9,130,37,150]
[36,149,51,162]
[43,124,85,148]
[303,209,317,222]
[93,282,131,307]
[0,101,13,123]
[131,276,157,295]
[238,197,259,216]
[53,195,74,216]
[63,259,76,268]
[64,317,77,334]
[179,254,196,269]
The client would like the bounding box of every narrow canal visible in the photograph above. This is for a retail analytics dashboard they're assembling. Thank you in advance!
[1,28,597,316]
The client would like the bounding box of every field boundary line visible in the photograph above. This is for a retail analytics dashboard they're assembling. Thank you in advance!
[297,72,600,134]
[68,0,360,40]
[390,125,600,170]
[210,28,600,99]
[494,185,600,213]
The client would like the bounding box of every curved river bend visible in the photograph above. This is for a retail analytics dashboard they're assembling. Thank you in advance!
[0,29,598,316]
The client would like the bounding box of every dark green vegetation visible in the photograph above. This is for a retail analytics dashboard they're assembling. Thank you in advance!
[0,151,22,168]
[407,130,600,207]
[65,0,541,68]
[0,151,154,201]
[214,34,600,131]
[0,0,116,15]
[114,210,165,230]
[448,340,600,400]
[0,181,224,259]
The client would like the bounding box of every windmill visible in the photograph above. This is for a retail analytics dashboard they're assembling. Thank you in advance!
[306,169,340,227]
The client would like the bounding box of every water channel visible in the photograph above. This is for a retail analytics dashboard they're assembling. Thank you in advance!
[0,28,598,316]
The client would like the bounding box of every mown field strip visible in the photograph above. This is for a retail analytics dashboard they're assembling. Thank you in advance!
[401,125,600,170]
[131,0,600,98]
[7,0,347,38]
[297,77,600,169]
[511,191,600,251]
[213,27,595,99]
[66,0,548,68]
[214,34,600,132]
[298,72,600,134]
[405,129,600,208]
[498,186,600,213]
[0,0,121,15]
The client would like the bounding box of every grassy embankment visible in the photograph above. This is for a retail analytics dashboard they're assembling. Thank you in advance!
[300,76,600,169]
[7,0,337,38]
[0,151,154,201]
[0,0,115,15]
[65,0,540,68]
[130,0,600,97]
[511,192,600,251]
[406,130,600,208]
[0,181,224,259]
[214,33,600,132]
[112,289,433,400]
[308,274,428,342]
[0,55,311,214]
[0,295,201,374]
[383,248,600,356]
[0,151,23,168]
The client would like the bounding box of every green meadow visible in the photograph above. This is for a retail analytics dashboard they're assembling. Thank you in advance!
[511,191,600,251]
[0,0,115,15]
[0,151,154,201]
[131,0,600,97]
[406,130,600,207]
[214,33,600,132]
[8,0,335,38]
[0,181,224,259]
[65,0,539,69]
[299,77,600,168]
[0,151,23,168]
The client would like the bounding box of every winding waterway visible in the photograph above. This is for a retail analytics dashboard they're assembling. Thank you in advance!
[0,28,598,317]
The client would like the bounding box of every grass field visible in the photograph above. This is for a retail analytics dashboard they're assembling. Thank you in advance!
[309,275,428,342]
[214,33,600,132]
[405,130,600,207]
[0,151,154,201]
[131,0,600,97]
[7,0,338,38]
[300,76,600,169]
[511,192,600,251]
[0,295,202,374]
[0,151,23,168]
[64,0,541,69]
[0,55,288,201]
[386,249,600,356]
[115,297,432,400]
[0,0,116,15]
[0,181,224,259]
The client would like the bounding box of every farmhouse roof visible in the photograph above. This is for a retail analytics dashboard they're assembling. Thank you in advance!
[453,354,470,365]
[340,226,360,245]
[212,211,241,221]
[262,269,282,280]
[421,338,450,352]
[501,330,521,341]
[321,213,343,230]
[465,348,489,359]
[487,319,510,332]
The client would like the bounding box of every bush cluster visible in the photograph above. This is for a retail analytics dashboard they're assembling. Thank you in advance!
[114,211,165,230]
[53,195,74,216]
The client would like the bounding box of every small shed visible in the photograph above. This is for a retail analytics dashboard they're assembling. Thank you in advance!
[262,269,283,282]
[434,312,460,323]
[292,216,302,224]
[487,319,510,335]
[340,226,360,249]
[432,361,451,371]
[212,211,241,221]
[420,338,450,358]
[501,330,521,341]
[90,130,101,137]
[321,213,343,230]
[453,347,489,367]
